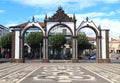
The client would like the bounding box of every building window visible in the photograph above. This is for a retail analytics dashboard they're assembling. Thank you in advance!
[62,29,67,35]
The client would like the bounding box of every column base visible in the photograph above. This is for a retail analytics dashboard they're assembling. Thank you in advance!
[10,58,24,63]
[103,58,111,63]
[96,58,103,63]
[72,59,78,63]
[42,59,49,63]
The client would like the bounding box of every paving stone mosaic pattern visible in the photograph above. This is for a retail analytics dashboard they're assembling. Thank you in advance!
[0,63,120,83]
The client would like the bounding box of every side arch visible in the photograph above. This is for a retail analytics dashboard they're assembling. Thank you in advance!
[76,24,102,63]
[21,23,45,37]
[77,25,99,36]
[20,23,45,62]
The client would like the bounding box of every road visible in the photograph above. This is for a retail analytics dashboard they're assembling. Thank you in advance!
[0,63,120,83]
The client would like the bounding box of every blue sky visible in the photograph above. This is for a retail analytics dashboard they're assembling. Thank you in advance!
[0,0,120,38]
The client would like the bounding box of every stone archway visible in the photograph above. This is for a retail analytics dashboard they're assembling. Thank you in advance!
[21,26,44,62]
[10,7,110,63]
[47,23,73,60]
[10,18,45,63]
[43,7,78,62]
[76,17,110,63]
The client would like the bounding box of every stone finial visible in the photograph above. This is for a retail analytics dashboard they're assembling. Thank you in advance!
[58,6,62,10]
[45,14,47,20]
[86,17,89,21]
[28,20,30,23]
[98,25,101,30]
[32,16,35,22]
[73,14,76,20]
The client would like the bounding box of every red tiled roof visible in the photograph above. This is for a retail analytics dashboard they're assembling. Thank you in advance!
[87,37,96,41]
[39,22,45,28]
[109,40,120,43]
[9,22,45,28]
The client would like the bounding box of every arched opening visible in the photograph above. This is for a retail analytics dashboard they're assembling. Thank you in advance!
[21,26,44,62]
[77,25,99,62]
[48,24,73,60]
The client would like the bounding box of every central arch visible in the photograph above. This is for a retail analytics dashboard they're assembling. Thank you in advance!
[42,7,78,62]
[47,23,73,60]
[48,23,73,36]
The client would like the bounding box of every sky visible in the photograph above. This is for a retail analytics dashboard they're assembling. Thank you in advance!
[0,0,120,38]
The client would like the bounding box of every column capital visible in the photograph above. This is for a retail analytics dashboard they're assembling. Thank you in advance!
[19,36,22,39]
[43,36,48,39]
[72,36,77,38]
[97,36,102,38]
[101,29,110,31]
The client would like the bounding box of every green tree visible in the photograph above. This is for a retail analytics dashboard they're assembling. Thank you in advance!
[78,33,92,50]
[0,33,12,49]
[50,33,66,59]
[0,33,12,57]
[77,33,92,57]
[26,32,43,58]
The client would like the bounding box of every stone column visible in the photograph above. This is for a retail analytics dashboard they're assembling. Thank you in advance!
[105,29,110,63]
[72,36,78,63]
[99,35,103,63]
[42,36,49,63]
[97,35,103,63]
[96,36,100,63]
[20,35,25,63]
[11,30,15,62]
[11,31,23,62]
[99,34,103,61]
[45,37,48,60]
[72,37,75,59]
[42,38,46,60]
[76,38,78,60]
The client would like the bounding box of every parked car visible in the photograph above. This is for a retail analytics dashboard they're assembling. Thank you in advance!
[89,54,96,60]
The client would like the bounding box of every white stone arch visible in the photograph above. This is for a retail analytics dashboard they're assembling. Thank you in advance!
[21,22,45,37]
[46,23,75,61]
[76,18,99,36]
[24,43,31,53]
[42,7,78,62]
[47,23,74,36]
[76,17,110,63]
[20,22,45,62]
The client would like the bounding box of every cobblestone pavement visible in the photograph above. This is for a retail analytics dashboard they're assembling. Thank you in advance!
[0,63,120,83]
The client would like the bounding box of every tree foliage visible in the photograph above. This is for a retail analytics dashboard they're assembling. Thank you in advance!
[26,32,43,49]
[0,33,12,49]
[78,33,92,50]
[50,33,66,50]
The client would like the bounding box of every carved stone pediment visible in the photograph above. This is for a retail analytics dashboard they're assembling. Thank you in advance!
[46,7,75,22]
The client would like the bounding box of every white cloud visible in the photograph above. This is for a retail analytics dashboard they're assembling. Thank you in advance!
[75,12,115,18]
[34,14,45,21]
[33,12,120,37]
[12,0,120,10]
[73,11,120,37]
[0,10,5,13]
[102,0,119,3]
[93,18,120,37]
[4,20,19,27]
[76,17,120,37]
[34,11,116,21]
[5,23,18,27]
